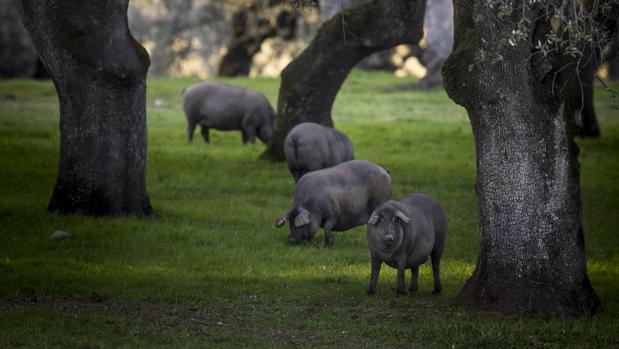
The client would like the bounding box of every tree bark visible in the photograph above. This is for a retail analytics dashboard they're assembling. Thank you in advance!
[261,0,426,161]
[443,1,601,316]
[17,0,153,216]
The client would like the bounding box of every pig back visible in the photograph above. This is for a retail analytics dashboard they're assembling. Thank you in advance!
[399,193,446,237]
[296,160,392,230]
[326,127,354,165]
[186,82,265,130]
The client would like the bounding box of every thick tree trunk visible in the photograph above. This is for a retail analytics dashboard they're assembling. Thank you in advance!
[443,1,600,316]
[17,0,153,216]
[318,0,399,72]
[261,0,426,160]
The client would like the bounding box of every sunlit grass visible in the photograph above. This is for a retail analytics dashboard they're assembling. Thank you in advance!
[0,72,617,347]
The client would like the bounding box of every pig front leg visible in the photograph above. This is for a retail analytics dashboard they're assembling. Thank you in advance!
[396,254,407,295]
[242,128,257,144]
[367,251,382,295]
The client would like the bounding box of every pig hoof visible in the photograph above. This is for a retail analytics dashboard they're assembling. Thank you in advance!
[395,288,406,296]
[366,288,375,295]
[431,289,442,295]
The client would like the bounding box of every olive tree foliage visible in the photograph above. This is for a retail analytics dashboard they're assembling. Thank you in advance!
[443,0,618,316]
[17,0,153,216]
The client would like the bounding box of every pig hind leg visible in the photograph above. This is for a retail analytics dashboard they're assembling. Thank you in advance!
[431,210,447,294]
[200,126,210,143]
[187,122,197,143]
[288,167,305,183]
[430,250,442,294]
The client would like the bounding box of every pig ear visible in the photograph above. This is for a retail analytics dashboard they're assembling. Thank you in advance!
[293,209,311,227]
[395,210,411,224]
[368,214,379,225]
[275,211,291,228]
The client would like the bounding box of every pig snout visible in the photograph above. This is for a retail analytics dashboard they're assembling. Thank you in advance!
[383,234,395,247]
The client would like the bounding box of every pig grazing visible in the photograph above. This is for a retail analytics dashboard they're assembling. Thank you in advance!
[366,193,447,295]
[275,160,391,246]
[182,82,275,144]
[284,122,354,182]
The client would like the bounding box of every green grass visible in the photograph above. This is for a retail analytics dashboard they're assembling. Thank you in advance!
[0,71,618,348]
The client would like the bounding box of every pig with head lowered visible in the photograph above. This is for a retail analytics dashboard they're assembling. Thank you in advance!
[276,160,392,246]
[284,122,354,182]
[182,82,275,144]
[366,193,447,295]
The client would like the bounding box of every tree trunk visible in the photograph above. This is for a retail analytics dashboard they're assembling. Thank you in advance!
[218,2,298,77]
[149,0,193,76]
[261,0,426,161]
[443,1,600,316]
[395,0,454,90]
[415,0,453,89]
[565,44,601,138]
[0,0,38,78]
[17,0,153,216]
[608,24,619,81]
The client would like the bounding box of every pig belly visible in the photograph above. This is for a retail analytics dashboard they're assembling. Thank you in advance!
[332,211,369,231]
[201,104,245,130]
[406,253,429,268]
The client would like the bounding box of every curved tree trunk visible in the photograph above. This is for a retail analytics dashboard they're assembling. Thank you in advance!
[261,0,426,161]
[17,0,153,216]
[443,1,602,316]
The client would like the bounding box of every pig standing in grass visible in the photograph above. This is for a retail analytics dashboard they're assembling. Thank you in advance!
[366,193,447,295]
[182,82,275,144]
[284,122,354,182]
[275,160,391,246]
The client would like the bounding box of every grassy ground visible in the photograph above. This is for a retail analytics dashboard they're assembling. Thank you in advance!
[0,71,618,348]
